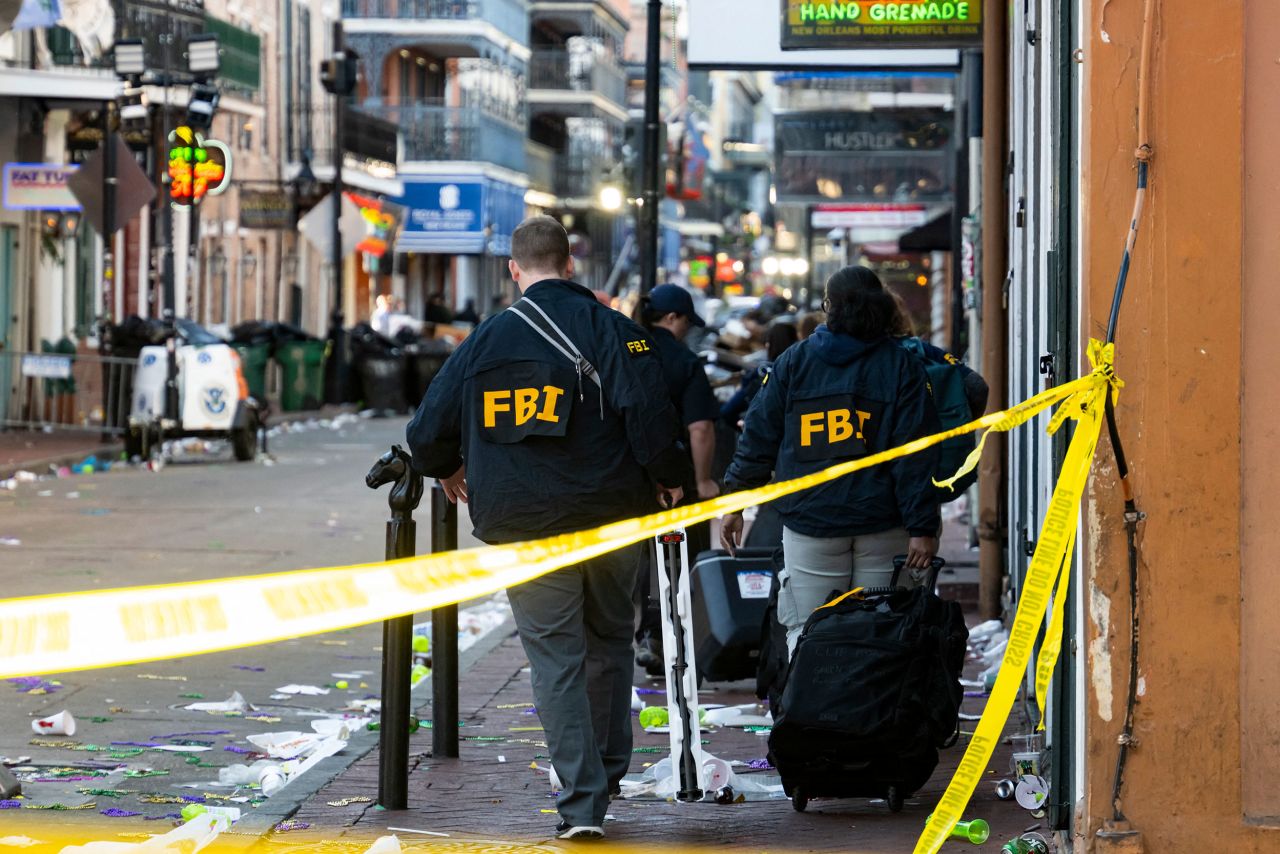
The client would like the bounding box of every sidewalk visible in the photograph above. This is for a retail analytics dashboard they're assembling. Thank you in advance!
[285,619,1035,852]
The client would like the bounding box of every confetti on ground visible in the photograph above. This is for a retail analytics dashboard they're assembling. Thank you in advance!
[89,717,113,724]
[112,742,161,749]
[6,678,61,694]
[0,801,20,809]
[508,727,543,732]
[633,747,662,754]
[232,665,266,672]
[244,716,281,723]
[124,770,169,779]
[77,789,128,798]
[223,746,256,755]
[179,694,205,700]
[137,795,188,805]
[100,808,142,818]
[496,703,535,710]
[157,731,232,739]
[745,758,774,770]
[136,675,186,681]
[273,821,310,832]
[143,814,183,822]
[326,797,374,807]
[634,688,665,695]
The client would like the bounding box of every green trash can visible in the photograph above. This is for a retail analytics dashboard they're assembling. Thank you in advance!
[276,340,328,412]
[232,343,270,402]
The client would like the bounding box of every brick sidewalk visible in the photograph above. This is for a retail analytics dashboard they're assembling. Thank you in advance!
[289,626,1037,852]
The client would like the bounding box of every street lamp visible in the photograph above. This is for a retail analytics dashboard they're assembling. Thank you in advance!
[598,184,623,212]
[186,34,220,75]
[113,39,146,77]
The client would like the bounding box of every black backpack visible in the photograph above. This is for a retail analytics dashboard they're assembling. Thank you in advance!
[899,337,979,501]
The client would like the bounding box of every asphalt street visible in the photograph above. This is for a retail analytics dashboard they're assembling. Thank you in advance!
[0,415,496,838]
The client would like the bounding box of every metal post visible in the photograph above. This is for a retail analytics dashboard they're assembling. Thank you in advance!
[366,445,423,811]
[638,0,662,296]
[324,20,350,404]
[100,102,118,440]
[430,484,459,759]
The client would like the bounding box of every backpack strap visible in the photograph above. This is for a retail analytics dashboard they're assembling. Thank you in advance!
[507,297,605,419]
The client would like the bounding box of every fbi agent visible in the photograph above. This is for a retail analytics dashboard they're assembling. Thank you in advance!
[407,216,689,841]
[719,265,941,652]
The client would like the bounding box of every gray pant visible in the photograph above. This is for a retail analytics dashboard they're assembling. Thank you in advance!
[778,526,915,654]
[506,544,639,827]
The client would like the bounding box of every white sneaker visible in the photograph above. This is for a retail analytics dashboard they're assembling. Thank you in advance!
[555,823,605,841]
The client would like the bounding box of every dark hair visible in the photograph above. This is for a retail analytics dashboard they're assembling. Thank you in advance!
[887,288,915,336]
[824,265,897,341]
[511,215,570,273]
[796,310,824,340]
[765,322,799,362]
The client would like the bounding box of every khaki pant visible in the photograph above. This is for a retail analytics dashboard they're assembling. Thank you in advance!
[778,526,916,654]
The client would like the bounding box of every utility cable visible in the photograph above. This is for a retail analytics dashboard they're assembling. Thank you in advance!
[1105,0,1157,824]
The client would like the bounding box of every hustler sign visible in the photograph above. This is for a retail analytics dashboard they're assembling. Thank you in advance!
[781,0,981,49]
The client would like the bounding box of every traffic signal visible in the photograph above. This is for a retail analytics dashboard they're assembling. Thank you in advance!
[320,51,358,96]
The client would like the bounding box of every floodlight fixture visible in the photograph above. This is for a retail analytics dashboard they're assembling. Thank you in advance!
[114,39,147,77]
[187,34,220,76]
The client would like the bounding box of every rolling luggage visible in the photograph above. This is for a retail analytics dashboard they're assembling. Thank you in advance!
[767,558,967,813]
[691,548,776,683]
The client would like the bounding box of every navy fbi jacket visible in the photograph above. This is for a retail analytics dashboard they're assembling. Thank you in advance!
[406,279,691,544]
[724,324,942,539]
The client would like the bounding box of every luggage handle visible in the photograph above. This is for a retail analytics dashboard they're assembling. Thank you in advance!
[891,555,947,592]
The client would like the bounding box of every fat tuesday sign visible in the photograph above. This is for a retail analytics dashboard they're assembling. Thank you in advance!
[781,0,982,49]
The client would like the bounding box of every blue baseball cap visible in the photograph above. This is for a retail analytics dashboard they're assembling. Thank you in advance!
[648,284,706,327]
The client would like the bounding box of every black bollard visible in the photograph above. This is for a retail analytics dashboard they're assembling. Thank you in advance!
[366,445,423,810]
[430,484,460,759]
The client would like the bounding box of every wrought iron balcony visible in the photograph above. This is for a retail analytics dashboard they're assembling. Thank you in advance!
[529,48,627,112]
[363,99,526,174]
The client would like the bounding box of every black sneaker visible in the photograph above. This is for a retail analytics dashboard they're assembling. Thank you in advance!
[555,821,605,840]
[634,637,665,677]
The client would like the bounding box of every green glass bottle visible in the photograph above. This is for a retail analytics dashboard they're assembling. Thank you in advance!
[1001,834,1050,854]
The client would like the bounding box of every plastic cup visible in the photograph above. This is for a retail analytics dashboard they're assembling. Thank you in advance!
[639,706,669,728]
[31,710,75,736]
[258,765,286,796]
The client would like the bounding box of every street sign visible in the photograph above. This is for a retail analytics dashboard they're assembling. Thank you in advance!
[66,135,156,236]
[20,354,72,380]
[2,163,79,211]
[780,0,982,50]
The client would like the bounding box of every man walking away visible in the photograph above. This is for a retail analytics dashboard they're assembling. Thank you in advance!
[406,216,690,840]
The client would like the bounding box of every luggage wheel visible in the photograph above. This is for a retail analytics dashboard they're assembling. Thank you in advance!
[886,785,904,813]
[791,786,808,813]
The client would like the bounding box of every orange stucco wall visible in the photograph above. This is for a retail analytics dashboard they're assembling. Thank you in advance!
[1080,0,1279,848]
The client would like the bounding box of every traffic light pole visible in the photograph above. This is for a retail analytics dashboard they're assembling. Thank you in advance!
[638,0,662,297]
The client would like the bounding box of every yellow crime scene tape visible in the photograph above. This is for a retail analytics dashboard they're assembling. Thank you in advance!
[912,339,1120,854]
[0,341,1120,853]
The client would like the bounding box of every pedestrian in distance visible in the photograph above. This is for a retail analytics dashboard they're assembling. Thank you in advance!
[406,215,691,841]
[631,284,721,676]
[718,265,942,653]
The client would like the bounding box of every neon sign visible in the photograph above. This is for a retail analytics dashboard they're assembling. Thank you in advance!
[167,126,232,206]
[781,0,982,49]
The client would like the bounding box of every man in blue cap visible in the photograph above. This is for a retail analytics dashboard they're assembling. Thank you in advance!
[633,284,720,674]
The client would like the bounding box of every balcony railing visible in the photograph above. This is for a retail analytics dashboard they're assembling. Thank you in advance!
[529,48,626,107]
[526,141,556,192]
[340,0,527,45]
[364,99,526,173]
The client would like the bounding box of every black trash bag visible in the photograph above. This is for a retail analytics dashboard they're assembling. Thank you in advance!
[402,338,453,409]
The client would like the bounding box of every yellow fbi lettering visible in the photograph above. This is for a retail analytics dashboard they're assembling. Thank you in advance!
[484,386,566,428]
[800,408,872,447]
[625,339,650,354]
